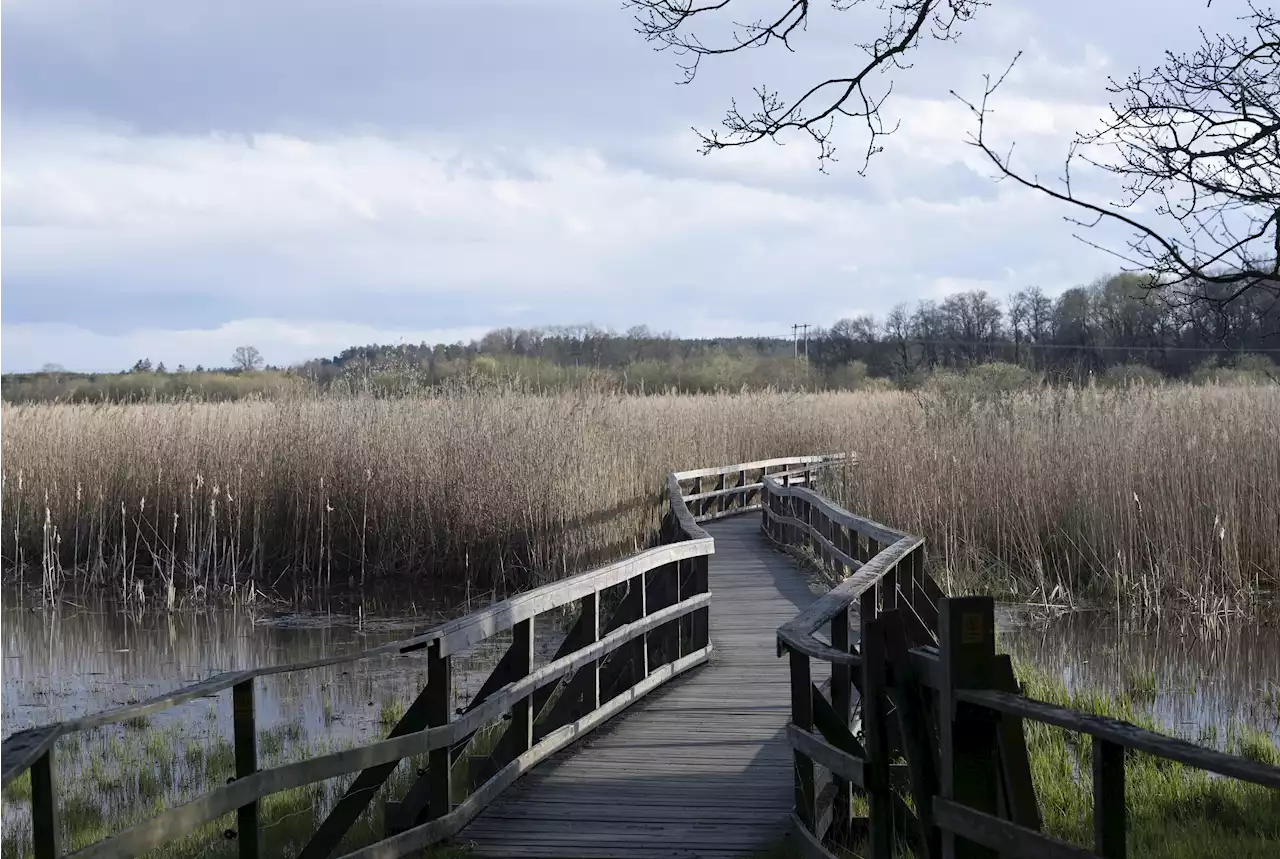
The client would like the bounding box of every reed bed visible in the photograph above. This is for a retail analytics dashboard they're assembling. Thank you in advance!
[826,383,1280,615]
[2,383,1277,613]
[0,388,832,606]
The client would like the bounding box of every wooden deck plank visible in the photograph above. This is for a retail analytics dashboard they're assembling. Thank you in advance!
[458,515,819,858]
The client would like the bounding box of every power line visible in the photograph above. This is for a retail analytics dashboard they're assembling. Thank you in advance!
[752,334,1280,354]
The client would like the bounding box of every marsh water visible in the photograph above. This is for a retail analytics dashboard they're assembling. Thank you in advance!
[5,594,1278,753]
[0,592,574,855]
[997,607,1280,744]
[1,592,1278,852]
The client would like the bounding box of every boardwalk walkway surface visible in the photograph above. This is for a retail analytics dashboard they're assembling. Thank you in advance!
[459,514,823,858]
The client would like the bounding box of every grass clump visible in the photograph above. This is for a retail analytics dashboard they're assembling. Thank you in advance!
[377,698,405,730]
[1015,660,1280,858]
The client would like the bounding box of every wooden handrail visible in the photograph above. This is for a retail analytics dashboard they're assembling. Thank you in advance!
[3,453,848,859]
[68,595,713,859]
[956,688,1280,789]
[670,453,847,482]
[765,461,1280,859]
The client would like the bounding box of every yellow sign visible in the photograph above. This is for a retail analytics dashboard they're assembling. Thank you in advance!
[961,612,985,645]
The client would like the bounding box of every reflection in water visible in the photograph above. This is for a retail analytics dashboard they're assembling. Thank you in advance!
[0,594,569,853]
[3,596,570,741]
[998,607,1280,745]
[1,595,1277,850]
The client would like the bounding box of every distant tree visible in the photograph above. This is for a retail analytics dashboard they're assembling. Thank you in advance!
[176,364,188,373]
[155,362,168,374]
[40,363,66,374]
[131,358,153,373]
[231,346,265,372]
[195,364,205,373]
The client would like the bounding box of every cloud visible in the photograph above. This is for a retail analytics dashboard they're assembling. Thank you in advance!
[0,319,493,374]
[1,109,1136,371]
[4,0,1222,372]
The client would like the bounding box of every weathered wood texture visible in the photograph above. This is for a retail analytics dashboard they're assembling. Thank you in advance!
[460,514,825,858]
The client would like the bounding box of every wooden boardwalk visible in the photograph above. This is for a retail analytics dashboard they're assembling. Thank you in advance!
[459,514,823,858]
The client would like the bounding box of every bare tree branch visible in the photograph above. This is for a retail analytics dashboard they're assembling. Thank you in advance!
[627,0,986,173]
[954,3,1280,303]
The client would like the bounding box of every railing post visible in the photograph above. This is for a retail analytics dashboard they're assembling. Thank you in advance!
[803,499,813,554]
[692,554,710,651]
[583,591,601,708]
[639,571,651,677]
[715,472,726,516]
[232,679,260,859]
[789,647,817,833]
[821,514,834,572]
[830,607,853,839]
[647,561,680,669]
[860,538,881,628]
[762,481,771,534]
[1093,739,1126,858]
[882,556,899,611]
[510,618,535,755]
[426,640,453,822]
[31,747,60,859]
[739,468,748,508]
[862,618,893,858]
[939,597,1000,859]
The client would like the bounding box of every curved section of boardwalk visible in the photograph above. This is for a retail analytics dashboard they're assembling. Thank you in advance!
[459,514,820,858]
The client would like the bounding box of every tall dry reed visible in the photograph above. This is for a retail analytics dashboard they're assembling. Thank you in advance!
[0,387,838,604]
[2,383,1276,612]
[826,383,1280,615]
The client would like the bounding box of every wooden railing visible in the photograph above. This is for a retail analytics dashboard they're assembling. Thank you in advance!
[763,475,1280,859]
[0,454,846,859]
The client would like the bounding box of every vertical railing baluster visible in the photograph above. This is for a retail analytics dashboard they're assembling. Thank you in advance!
[232,680,260,859]
[715,472,726,516]
[426,640,453,821]
[583,592,601,711]
[830,607,853,840]
[882,557,899,611]
[639,571,651,677]
[1093,739,1126,858]
[510,618,535,755]
[861,538,881,629]
[31,747,60,859]
[692,554,710,651]
[862,619,892,858]
[789,647,817,833]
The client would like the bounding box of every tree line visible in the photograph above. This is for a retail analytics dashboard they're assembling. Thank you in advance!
[297,272,1279,386]
[3,273,1276,403]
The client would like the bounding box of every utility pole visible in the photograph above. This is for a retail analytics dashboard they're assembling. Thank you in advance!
[792,323,810,391]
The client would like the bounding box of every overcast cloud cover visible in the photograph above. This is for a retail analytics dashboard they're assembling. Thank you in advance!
[0,0,1243,371]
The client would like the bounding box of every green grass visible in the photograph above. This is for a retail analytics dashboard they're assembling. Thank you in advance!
[0,704,524,859]
[0,716,483,859]
[377,698,405,730]
[1015,660,1280,859]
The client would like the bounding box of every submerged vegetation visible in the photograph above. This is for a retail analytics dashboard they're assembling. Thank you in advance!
[0,681,505,858]
[1013,659,1280,858]
[3,382,1277,615]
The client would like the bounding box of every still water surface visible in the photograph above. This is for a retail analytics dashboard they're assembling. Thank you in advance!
[6,596,1277,751]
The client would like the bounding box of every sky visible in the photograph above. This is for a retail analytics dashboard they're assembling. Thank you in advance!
[0,0,1248,372]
